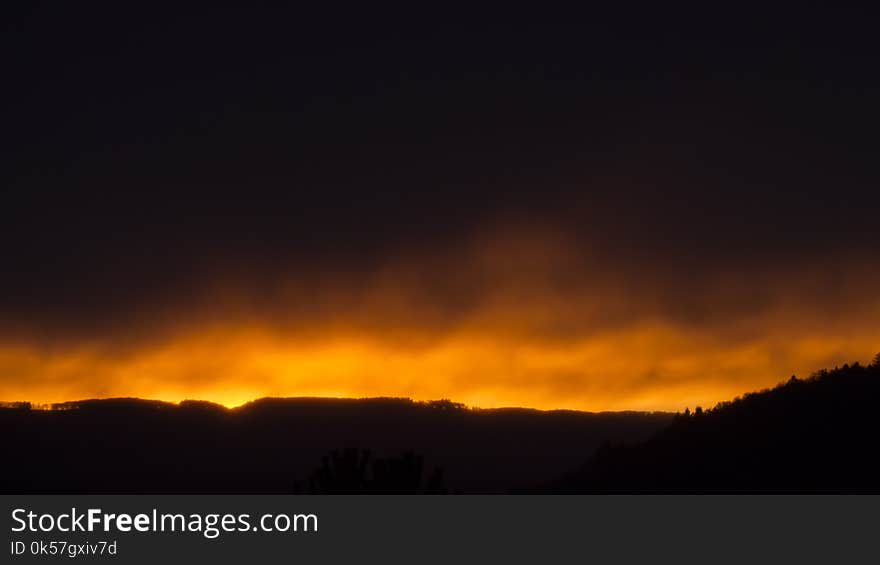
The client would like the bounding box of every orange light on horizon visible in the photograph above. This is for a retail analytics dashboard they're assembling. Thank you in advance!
[1,323,877,412]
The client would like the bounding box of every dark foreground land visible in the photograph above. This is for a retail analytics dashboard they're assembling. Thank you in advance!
[5,356,879,493]
[1,397,669,493]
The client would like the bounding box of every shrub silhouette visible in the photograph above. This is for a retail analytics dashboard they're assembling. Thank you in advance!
[298,448,448,494]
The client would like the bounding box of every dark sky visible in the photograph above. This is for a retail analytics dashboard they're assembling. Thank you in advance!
[2,5,879,408]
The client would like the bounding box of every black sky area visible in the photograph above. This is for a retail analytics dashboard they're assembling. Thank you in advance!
[2,5,879,339]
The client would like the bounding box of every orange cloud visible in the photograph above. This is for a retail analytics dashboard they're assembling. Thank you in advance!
[2,321,877,411]
[1,227,878,411]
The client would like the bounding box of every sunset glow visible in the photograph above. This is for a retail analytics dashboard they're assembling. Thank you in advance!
[2,223,879,411]
[3,320,877,411]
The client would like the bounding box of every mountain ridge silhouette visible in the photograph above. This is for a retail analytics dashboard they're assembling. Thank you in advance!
[1,394,670,493]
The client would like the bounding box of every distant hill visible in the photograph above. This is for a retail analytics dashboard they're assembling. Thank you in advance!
[542,355,880,493]
[0,396,670,493]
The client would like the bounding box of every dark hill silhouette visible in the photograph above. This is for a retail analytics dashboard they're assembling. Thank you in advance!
[0,396,669,493]
[540,355,880,493]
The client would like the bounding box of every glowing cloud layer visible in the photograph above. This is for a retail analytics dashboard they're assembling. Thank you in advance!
[2,229,878,411]
[2,322,878,411]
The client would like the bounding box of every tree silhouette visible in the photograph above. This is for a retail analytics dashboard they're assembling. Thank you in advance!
[298,448,448,494]
[544,355,880,493]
